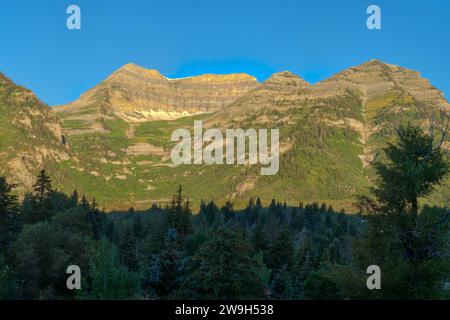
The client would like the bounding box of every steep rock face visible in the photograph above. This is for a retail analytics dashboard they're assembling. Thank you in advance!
[0,73,68,190]
[55,63,259,132]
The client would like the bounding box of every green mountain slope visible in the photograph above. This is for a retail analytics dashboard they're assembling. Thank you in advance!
[0,73,69,192]
[0,60,448,211]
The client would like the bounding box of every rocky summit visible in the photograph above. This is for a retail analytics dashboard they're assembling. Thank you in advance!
[0,60,448,211]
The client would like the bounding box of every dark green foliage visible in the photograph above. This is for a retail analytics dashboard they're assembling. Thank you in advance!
[165,186,193,244]
[271,265,294,299]
[304,270,341,300]
[22,169,55,224]
[326,124,450,299]
[143,229,188,299]
[0,175,417,300]
[0,177,20,253]
[221,201,235,223]
[1,130,448,302]
[0,255,20,299]
[267,227,294,272]
[177,228,265,299]
[12,207,93,299]
[372,124,449,215]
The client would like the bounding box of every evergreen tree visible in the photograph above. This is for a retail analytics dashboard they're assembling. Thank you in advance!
[69,189,79,207]
[221,201,235,223]
[267,227,294,272]
[0,255,20,299]
[178,228,265,299]
[33,169,53,203]
[252,222,268,252]
[118,224,139,271]
[23,170,54,224]
[291,248,313,298]
[271,264,294,299]
[165,186,192,244]
[0,177,20,252]
[144,228,188,299]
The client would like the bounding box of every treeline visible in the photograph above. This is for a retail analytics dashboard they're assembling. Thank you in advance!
[0,123,449,300]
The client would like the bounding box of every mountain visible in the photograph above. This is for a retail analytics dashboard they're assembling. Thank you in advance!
[0,73,69,191]
[206,59,450,208]
[0,60,448,211]
[55,63,259,134]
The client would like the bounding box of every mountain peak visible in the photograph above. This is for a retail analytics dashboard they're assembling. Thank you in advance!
[263,71,309,89]
[112,63,165,80]
[361,58,388,66]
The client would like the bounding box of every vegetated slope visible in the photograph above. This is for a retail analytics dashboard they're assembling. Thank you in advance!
[1,60,448,211]
[53,60,450,210]
[0,73,69,192]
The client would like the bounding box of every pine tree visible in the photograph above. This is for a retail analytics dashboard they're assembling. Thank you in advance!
[165,186,192,244]
[221,201,235,223]
[291,248,313,298]
[267,227,294,272]
[23,170,54,224]
[271,264,293,299]
[80,195,90,211]
[0,177,20,251]
[252,222,268,252]
[33,169,53,203]
[244,198,256,227]
[69,189,79,207]
[118,224,139,271]
[144,228,188,298]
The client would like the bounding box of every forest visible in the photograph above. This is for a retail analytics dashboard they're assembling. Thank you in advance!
[0,124,449,300]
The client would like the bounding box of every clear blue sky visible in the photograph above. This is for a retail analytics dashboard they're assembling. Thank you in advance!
[0,0,449,106]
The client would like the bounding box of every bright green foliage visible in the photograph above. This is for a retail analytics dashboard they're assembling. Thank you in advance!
[78,241,141,299]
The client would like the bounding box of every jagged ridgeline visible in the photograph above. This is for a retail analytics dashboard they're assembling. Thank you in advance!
[0,60,449,210]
